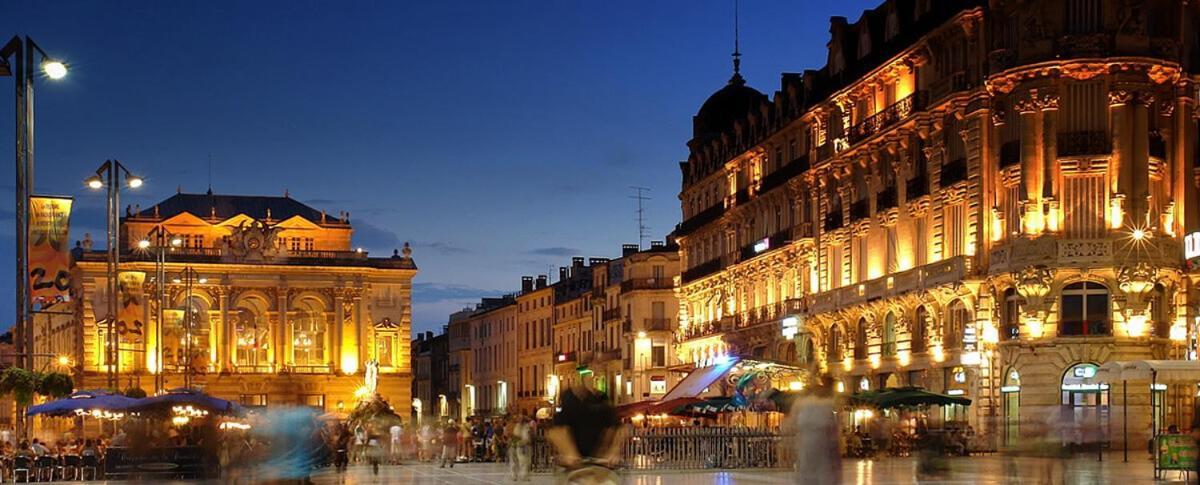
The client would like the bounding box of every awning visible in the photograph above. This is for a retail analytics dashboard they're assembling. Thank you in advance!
[659,356,740,403]
[1093,360,1200,383]
[850,387,972,409]
[616,397,703,418]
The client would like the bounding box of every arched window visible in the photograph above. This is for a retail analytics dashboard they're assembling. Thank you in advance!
[291,298,327,369]
[946,300,969,349]
[882,313,897,357]
[854,319,868,360]
[1060,282,1111,336]
[827,325,842,362]
[235,297,271,369]
[1002,288,1022,340]
[912,307,928,353]
[798,335,815,364]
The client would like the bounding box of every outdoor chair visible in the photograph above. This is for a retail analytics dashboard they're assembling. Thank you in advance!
[80,455,99,481]
[10,457,30,483]
[33,456,53,482]
[60,455,81,481]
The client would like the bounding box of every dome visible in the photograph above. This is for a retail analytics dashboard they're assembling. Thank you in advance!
[692,73,767,142]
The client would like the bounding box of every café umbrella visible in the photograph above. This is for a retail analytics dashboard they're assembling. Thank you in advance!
[132,388,242,415]
[26,390,139,417]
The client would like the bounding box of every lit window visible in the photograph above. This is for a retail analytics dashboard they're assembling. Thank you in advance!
[649,377,666,394]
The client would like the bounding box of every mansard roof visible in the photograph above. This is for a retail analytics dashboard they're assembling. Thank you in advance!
[129,192,347,226]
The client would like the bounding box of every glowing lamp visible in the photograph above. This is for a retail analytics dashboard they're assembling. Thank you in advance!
[931,345,945,363]
[341,354,359,375]
[1170,325,1188,342]
[137,239,150,249]
[788,381,803,391]
[42,60,68,80]
[85,175,104,190]
[126,175,144,188]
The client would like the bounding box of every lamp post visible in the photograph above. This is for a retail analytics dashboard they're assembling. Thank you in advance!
[173,267,206,389]
[84,160,143,390]
[1,35,67,386]
[138,226,182,393]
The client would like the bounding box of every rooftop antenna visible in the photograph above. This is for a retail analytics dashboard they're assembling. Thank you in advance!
[629,186,651,250]
[730,0,744,85]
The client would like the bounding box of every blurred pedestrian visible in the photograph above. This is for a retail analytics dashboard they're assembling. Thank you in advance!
[366,433,384,476]
[547,383,624,485]
[509,415,532,481]
[788,375,840,485]
[440,421,458,468]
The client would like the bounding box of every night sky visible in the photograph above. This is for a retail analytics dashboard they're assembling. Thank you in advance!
[1,0,877,334]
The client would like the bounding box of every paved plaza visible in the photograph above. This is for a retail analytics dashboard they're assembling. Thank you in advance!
[299,455,1194,484]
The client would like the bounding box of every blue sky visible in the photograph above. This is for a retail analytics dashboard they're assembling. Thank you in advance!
[1,0,878,334]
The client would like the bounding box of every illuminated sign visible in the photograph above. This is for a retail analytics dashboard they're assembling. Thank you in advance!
[1073,365,1097,379]
[1000,386,1020,393]
[753,238,770,254]
[1187,232,1200,259]
[946,389,965,396]
[781,316,800,340]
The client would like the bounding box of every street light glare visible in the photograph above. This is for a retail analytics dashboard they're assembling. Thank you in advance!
[41,60,68,80]
[170,237,183,247]
[137,239,151,249]
[85,175,104,189]
[127,175,144,188]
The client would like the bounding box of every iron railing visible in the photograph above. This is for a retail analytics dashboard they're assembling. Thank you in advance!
[532,427,786,472]
[848,92,926,145]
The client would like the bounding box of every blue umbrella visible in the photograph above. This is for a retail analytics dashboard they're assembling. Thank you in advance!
[27,390,139,417]
[132,388,242,415]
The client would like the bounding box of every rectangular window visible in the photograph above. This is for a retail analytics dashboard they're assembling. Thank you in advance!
[240,394,268,408]
[652,345,666,367]
[650,377,667,394]
[1063,173,1107,238]
[377,334,395,367]
[300,394,325,410]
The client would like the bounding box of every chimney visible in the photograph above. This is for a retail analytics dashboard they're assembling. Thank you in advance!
[559,267,569,281]
[536,275,548,289]
[572,257,584,268]
[650,240,665,248]
[521,276,534,293]
[425,331,433,341]
[588,258,608,266]
[622,244,639,256]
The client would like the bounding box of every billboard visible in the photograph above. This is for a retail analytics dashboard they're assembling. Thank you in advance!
[28,196,73,309]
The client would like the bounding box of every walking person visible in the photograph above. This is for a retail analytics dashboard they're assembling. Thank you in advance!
[508,415,532,481]
[547,382,625,485]
[389,423,403,464]
[788,375,841,485]
[440,421,459,468]
[366,432,384,476]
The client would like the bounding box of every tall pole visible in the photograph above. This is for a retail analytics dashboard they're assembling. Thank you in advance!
[11,36,29,440]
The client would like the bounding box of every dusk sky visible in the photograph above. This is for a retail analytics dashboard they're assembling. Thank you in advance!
[1,0,877,335]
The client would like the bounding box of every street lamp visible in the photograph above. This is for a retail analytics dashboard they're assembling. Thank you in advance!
[139,225,182,393]
[2,36,68,441]
[85,160,143,389]
[174,266,206,389]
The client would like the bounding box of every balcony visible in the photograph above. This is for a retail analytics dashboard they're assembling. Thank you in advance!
[1057,130,1111,157]
[805,256,972,315]
[734,299,804,330]
[1000,140,1020,168]
[682,257,722,283]
[848,92,926,146]
[1150,131,1166,159]
[644,318,673,331]
[678,317,732,342]
[939,157,968,187]
[849,199,870,221]
[759,154,809,194]
[876,185,897,210]
[989,237,1181,275]
[602,308,622,321]
[620,277,673,293]
[906,174,929,199]
[1059,320,1111,337]
[823,210,844,232]
[676,203,726,237]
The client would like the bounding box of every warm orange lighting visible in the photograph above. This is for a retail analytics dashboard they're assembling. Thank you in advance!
[341,354,359,375]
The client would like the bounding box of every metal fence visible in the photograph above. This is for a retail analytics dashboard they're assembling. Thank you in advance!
[532,427,786,472]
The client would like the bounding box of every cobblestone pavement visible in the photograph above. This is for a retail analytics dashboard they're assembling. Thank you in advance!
[302,454,1194,484]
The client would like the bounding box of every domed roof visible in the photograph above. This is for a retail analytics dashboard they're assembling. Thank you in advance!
[692,72,767,141]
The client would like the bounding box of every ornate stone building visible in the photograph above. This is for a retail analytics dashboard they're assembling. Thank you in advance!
[675,0,1199,447]
[66,192,417,414]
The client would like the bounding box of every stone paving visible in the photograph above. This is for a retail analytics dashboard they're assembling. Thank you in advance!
[301,454,1195,484]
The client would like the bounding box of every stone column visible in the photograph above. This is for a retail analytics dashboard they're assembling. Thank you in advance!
[1018,98,1041,204]
[1177,86,1199,233]
[277,289,288,368]
[333,291,344,373]
[1041,93,1060,201]
[354,294,365,369]
[219,288,232,370]
[1110,89,1134,223]
[1132,93,1152,228]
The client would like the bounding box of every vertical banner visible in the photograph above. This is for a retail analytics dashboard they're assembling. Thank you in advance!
[28,196,73,309]
[117,271,146,343]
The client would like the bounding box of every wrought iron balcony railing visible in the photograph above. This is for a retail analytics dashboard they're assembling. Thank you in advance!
[848,92,926,145]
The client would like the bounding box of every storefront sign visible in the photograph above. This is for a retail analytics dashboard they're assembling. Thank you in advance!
[116,271,146,343]
[28,196,73,309]
[753,238,770,254]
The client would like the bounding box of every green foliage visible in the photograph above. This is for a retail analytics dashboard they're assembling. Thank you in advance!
[38,373,74,399]
[0,368,41,407]
[122,387,147,399]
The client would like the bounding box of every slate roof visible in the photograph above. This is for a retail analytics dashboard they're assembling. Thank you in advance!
[130,192,346,225]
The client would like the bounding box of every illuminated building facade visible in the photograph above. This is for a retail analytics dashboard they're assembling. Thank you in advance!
[675,0,1199,447]
[66,192,417,414]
